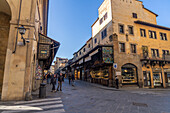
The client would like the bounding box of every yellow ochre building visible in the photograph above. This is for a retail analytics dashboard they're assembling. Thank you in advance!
[70,0,170,88]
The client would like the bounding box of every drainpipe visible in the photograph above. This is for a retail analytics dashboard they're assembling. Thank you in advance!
[13,0,22,53]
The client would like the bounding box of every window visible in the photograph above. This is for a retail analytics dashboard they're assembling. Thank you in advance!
[132,13,137,18]
[131,44,136,53]
[100,12,108,25]
[140,29,146,37]
[88,44,90,48]
[104,12,108,20]
[100,18,103,25]
[151,49,159,57]
[149,30,157,39]
[162,50,169,55]
[160,33,167,40]
[101,28,107,39]
[119,24,124,34]
[94,38,97,44]
[79,51,81,55]
[128,26,134,35]
[83,48,86,52]
[119,43,125,52]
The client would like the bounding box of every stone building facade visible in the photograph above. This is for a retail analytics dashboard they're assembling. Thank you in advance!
[0,0,59,101]
[70,0,170,88]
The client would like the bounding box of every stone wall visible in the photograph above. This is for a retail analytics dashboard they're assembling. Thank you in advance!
[0,12,10,93]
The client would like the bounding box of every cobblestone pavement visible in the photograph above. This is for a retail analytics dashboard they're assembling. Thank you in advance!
[0,79,170,113]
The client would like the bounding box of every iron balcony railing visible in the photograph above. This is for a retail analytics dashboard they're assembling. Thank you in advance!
[140,53,170,61]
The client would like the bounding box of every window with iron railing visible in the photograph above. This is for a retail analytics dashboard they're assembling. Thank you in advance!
[162,50,169,55]
[151,49,159,58]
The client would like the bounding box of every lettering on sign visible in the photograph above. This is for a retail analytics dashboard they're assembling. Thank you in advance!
[116,72,121,75]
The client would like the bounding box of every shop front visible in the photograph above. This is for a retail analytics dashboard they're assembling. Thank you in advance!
[121,64,138,85]
[91,65,111,86]
[164,69,170,87]
[143,71,151,87]
[152,68,163,87]
[90,45,113,86]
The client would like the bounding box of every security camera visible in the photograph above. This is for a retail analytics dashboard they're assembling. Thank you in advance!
[26,40,30,43]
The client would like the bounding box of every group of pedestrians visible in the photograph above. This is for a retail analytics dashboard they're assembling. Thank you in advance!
[46,72,76,92]
[50,72,64,92]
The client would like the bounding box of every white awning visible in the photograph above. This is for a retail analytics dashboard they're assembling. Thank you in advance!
[85,56,91,62]
[89,49,98,57]
[79,59,83,64]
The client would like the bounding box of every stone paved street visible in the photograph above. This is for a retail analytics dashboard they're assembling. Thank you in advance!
[0,79,170,113]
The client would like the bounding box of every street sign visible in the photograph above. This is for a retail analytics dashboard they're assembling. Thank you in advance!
[116,72,121,75]
[113,63,117,69]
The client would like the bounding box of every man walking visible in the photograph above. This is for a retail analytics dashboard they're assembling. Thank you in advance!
[57,72,64,91]
[115,76,119,89]
[47,72,51,84]
[68,73,71,85]
[71,74,75,86]
[50,74,56,92]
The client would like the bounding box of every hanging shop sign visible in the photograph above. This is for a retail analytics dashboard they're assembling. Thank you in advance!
[102,47,113,63]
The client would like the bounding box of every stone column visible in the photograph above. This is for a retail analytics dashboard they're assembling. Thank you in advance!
[161,67,166,88]
[149,66,154,88]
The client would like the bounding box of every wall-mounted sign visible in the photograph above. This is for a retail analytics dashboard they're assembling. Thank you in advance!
[113,63,117,69]
[102,47,113,63]
[116,72,121,75]
[40,50,47,54]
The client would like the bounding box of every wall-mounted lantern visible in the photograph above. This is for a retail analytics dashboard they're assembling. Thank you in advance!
[18,25,29,45]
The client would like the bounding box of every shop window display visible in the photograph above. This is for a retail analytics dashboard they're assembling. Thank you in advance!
[121,64,137,84]
[168,73,170,87]
[153,72,162,87]
[90,67,109,83]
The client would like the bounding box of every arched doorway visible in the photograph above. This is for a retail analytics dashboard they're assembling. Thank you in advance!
[0,0,11,94]
[121,63,138,85]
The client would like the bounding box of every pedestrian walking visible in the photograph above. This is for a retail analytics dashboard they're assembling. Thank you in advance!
[57,72,64,91]
[47,72,51,84]
[68,73,71,85]
[71,74,75,86]
[50,74,56,92]
[88,74,92,83]
[115,76,119,89]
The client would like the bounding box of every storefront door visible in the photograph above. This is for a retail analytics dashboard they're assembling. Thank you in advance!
[153,72,163,87]
[143,71,151,87]
[165,73,170,87]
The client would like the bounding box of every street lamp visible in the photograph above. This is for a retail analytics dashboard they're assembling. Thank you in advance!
[18,25,27,45]
[18,25,26,35]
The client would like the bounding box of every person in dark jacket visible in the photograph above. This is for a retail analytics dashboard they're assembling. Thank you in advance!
[71,74,75,86]
[47,73,51,84]
[68,73,71,85]
[57,72,64,91]
[50,74,56,92]
[115,76,119,89]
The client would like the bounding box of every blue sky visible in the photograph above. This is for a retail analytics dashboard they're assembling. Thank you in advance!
[48,0,170,59]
